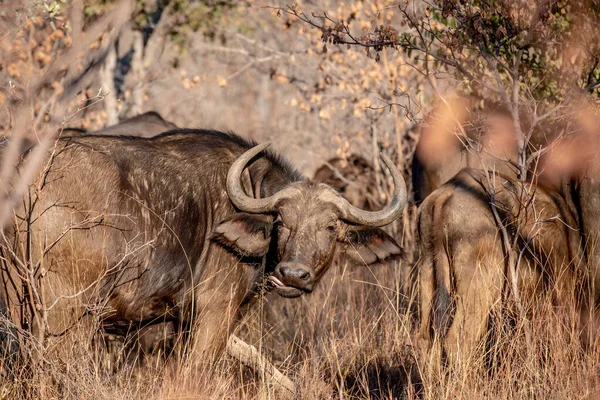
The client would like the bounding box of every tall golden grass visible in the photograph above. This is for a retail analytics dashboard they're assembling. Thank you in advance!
[1,241,599,399]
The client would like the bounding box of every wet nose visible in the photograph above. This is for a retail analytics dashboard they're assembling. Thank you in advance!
[277,263,313,290]
[279,265,311,281]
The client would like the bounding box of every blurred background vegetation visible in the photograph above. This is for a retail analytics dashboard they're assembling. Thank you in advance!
[2,0,598,181]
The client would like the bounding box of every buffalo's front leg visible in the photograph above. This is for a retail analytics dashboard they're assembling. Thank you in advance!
[184,285,245,373]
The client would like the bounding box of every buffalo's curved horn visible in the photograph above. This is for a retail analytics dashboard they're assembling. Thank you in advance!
[227,143,295,213]
[324,154,407,226]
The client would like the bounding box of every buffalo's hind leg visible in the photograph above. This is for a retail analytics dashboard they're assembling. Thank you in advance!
[416,251,439,373]
[443,237,504,372]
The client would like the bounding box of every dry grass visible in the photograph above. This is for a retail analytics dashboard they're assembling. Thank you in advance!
[1,244,599,399]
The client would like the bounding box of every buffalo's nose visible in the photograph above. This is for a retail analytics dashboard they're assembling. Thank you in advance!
[277,263,313,292]
[279,265,311,282]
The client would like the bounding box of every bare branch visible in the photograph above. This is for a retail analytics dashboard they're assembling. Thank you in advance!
[0,0,135,229]
[226,335,297,399]
[34,0,134,97]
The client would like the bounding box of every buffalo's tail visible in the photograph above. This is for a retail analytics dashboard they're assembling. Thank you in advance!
[430,192,454,337]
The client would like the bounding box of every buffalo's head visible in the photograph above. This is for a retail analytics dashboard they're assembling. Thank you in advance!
[211,143,407,298]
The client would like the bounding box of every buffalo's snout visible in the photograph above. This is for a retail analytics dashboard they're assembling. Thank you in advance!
[276,263,314,292]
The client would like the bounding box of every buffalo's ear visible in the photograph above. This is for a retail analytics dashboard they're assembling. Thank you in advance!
[340,226,405,265]
[211,213,273,257]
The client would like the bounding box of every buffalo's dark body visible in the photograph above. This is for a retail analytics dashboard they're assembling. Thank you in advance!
[564,143,600,344]
[416,168,586,367]
[3,131,294,354]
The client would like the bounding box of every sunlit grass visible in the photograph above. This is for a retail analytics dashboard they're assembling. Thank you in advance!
[1,248,598,399]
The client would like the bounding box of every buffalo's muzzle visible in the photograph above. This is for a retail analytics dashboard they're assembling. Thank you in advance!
[270,263,314,297]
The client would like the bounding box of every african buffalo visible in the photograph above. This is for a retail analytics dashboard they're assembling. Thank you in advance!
[1,129,406,365]
[530,110,600,347]
[63,111,178,138]
[558,131,600,346]
[416,168,583,366]
[86,111,178,137]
